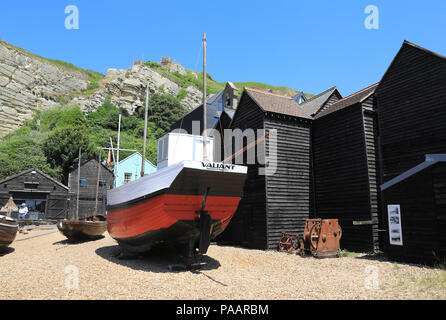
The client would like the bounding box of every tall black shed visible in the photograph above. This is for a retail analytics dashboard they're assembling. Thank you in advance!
[375,40,446,263]
[312,83,381,251]
[221,87,313,249]
[67,159,114,219]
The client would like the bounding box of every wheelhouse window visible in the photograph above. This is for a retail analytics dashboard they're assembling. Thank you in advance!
[157,136,169,163]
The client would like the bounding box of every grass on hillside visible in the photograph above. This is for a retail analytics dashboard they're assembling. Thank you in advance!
[144,60,312,98]
[0,101,160,182]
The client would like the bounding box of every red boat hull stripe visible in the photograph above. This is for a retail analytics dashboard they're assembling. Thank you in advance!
[107,194,240,240]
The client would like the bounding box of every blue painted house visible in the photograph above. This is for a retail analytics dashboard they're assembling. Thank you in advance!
[115,152,156,187]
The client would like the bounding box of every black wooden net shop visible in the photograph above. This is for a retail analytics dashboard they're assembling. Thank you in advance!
[67,159,114,220]
[0,168,69,220]
[374,40,446,264]
[311,83,380,252]
[220,88,314,250]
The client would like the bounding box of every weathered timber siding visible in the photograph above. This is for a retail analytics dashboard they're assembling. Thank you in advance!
[362,96,381,250]
[312,104,376,251]
[68,160,114,219]
[382,163,446,265]
[314,91,342,116]
[376,43,446,183]
[0,169,68,219]
[264,115,311,249]
[220,93,267,249]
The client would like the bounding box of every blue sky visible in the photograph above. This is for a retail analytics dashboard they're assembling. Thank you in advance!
[0,1,445,96]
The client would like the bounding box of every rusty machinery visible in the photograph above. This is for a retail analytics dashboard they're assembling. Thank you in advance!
[278,219,342,258]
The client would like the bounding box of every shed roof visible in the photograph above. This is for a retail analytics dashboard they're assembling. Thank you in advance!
[244,87,311,119]
[0,168,69,190]
[381,154,446,191]
[70,158,114,174]
[298,87,340,116]
[314,83,379,119]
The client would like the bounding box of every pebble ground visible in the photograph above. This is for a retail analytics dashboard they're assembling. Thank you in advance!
[0,232,445,300]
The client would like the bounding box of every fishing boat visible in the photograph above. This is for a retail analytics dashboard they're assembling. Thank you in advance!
[58,148,107,241]
[57,216,106,241]
[107,160,247,258]
[106,34,248,263]
[0,215,18,251]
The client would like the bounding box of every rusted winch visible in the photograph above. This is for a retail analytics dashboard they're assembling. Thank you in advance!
[278,232,300,253]
[300,219,342,258]
[278,219,342,258]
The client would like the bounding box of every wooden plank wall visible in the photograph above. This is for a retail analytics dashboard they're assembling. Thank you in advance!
[362,96,381,250]
[376,43,446,183]
[312,104,376,251]
[0,170,68,219]
[382,165,440,265]
[264,115,311,249]
[219,93,268,249]
[68,160,114,219]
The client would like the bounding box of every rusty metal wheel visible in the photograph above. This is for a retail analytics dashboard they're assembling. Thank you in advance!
[309,223,320,251]
[278,235,292,252]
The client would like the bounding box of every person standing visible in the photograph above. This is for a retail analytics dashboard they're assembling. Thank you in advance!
[18,203,28,220]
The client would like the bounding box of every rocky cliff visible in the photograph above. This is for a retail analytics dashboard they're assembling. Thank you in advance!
[0,41,203,137]
[72,63,203,115]
[0,41,90,136]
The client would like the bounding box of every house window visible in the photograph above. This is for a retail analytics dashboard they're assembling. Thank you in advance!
[79,178,87,187]
[99,180,106,187]
[124,173,132,184]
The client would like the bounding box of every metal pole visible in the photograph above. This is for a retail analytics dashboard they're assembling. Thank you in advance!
[109,137,116,188]
[116,113,121,186]
[75,147,81,221]
[202,33,208,161]
[141,84,149,177]
[93,149,102,218]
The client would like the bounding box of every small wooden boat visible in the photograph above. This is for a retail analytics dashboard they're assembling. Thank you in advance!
[57,216,107,241]
[58,147,107,241]
[0,214,18,251]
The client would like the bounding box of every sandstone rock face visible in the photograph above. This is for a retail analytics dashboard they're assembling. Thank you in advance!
[72,64,203,114]
[0,42,89,137]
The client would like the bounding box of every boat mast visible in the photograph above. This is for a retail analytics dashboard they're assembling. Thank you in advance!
[116,113,122,186]
[202,33,208,161]
[141,84,149,177]
[75,147,81,221]
[93,148,102,218]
